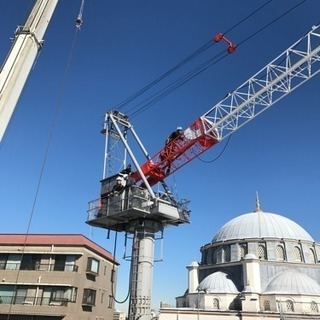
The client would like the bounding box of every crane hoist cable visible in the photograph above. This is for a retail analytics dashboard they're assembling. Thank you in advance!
[110,227,131,304]
[114,0,273,114]
[115,40,215,112]
[197,135,232,164]
[129,49,228,119]
[237,0,307,49]
[127,0,309,119]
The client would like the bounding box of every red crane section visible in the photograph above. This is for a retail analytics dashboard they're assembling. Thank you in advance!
[131,117,220,186]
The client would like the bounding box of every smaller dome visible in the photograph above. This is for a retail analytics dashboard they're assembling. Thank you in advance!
[188,260,199,267]
[198,271,239,294]
[264,270,320,295]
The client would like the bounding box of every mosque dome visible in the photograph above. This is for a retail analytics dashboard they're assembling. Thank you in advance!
[264,270,320,295]
[198,271,239,293]
[212,210,313,243]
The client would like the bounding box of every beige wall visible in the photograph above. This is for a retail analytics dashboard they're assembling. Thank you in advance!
[0,240,117,320]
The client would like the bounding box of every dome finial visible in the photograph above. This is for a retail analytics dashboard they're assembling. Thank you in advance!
[254,191,262,212]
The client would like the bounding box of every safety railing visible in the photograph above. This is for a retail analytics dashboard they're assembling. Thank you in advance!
[0,295,69,306]
[0,262,78,272]
[87,186,152,220]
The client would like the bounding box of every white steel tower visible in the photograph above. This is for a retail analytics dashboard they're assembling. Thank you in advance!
[0,0,59,143]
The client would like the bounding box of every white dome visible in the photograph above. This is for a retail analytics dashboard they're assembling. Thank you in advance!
[212,211,313,242]
[198,271,239,294]
[264,270,320,295]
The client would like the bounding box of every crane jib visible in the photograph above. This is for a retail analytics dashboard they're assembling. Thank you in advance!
[131,118,219,186]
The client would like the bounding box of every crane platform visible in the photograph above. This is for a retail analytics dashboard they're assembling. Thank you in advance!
[86,185,190,232]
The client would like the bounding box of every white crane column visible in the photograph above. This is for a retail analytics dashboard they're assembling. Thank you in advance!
[0,0,58,142]
[127,220,162,320]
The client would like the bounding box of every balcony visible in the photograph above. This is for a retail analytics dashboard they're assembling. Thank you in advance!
[0,262,78,272]
[0,295,69,316]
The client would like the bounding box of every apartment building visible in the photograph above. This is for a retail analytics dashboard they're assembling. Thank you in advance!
[0,234,119,320]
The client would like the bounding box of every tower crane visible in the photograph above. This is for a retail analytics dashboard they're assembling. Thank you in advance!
[86,24,320,320]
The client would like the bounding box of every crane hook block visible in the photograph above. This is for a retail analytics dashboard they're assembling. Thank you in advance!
[214,33,236,54]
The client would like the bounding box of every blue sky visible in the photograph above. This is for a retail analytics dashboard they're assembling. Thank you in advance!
[1,0,320,312]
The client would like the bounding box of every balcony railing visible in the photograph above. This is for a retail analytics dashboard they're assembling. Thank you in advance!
[0,295,69,306]
[0,262,78,272]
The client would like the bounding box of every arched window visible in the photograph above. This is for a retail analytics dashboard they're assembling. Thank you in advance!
[216,247,223,264]
[212,248,217,264]
[258,244,267,260]
[286,300,294,312]
[202,250,207,264]
[239,244,247,260]
[310,301,319,313]
[309,248,317,264]
[276,245,285,261]
[264,300,271,311]
[213,298,220,310]
[224,246,231,262]
[294,246,303,262]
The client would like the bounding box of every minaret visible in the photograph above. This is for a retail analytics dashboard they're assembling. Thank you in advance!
[186,260,199,294]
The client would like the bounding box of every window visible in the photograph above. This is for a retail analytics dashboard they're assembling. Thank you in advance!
[52,288,66,301]
[6,254,21,270]
[216,247,223,264]
[0,254,8,270]
[83,289,96,306]
[20,254,41,270]
[65,255,76,271]
[54,255,66,271]
[224,246,231,262]
[42,286,76,305]
[87,257,100,275]
[239,244,247,260]
[108,295,114,308]
[53,255,77,272]
[264,300,271,311]
[258,244,267,260]
[309,248,317,264]
[276,245,285,261]
[294,246,302,262]
[286,300,294,312]
[213,298,219,310]
[310,301,319,313]
[0,285,15,304]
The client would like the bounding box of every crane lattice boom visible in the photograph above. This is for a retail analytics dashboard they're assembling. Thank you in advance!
[132,24,320,186]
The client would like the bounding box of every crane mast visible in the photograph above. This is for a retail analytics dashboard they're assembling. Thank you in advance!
[0,0,58,143]
[132,24,320,187]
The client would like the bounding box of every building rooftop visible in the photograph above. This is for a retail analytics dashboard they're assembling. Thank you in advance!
[0,234,118,264]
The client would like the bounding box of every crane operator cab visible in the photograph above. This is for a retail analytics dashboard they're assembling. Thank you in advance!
[86,173,190,231]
